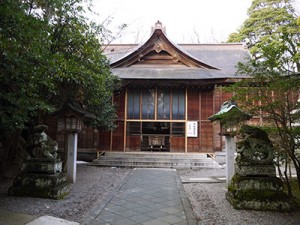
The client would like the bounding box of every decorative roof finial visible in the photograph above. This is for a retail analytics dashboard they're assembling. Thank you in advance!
[155,20,162,28]
[151,20,166,34]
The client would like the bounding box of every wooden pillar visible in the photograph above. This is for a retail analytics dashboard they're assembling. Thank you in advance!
[124,88,128,151]
[185,87,188,153]
[110,94,114,151]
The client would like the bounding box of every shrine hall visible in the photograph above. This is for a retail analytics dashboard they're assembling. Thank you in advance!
[51,21,249,156]
[97,21,249,153]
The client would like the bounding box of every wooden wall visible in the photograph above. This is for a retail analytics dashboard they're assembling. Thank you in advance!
[187,89,215,152]
[78,127,98,149]
[75,91,126,152]
[111,121,124,151]
[98,130,111,150]
[170,137,185,152]
[57,85,233,153]
[186,87,233,153]
[111,91,126,151]
[126,136,140,151]
[187,89,200,152]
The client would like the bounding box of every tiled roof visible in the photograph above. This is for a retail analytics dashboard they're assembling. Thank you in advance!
[103,22,250,80]
[180,44,249,75]
[111,67,243,79]
[105,43,249,79]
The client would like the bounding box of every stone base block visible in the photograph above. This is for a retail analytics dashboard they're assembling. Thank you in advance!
[227,175,291,212]
[8,173,69,199]
[232,176,284,191]
[13,173,67,188]
[226,191,291,212]
[23,161,62,174]
[235,164,276,177]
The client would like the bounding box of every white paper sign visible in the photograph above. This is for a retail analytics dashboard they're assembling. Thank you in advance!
[187,121,198,137]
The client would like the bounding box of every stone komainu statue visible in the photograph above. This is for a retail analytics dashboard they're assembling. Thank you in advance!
[26,125,58,160]
[226,125,291,212]
[236,125,274,166]
[9,125,69,199]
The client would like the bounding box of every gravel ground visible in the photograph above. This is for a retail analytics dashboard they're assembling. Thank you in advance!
[178,168,300,225]
[0,165,300,225]
[0,164,130,223]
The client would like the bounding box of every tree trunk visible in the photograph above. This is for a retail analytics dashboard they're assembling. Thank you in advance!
[290,154,300,190]
[283,157,293,198]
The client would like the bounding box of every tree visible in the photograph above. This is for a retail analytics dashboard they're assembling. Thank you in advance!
[226,0,300,197]
[0,0,121,176]
[228,0,300,71]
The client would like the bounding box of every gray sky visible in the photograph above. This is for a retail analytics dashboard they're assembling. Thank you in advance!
[90,0,300,44]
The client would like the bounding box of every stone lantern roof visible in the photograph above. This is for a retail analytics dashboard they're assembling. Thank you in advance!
[55,100,96,119]
[209,100,252,136]
[209,100,252,124]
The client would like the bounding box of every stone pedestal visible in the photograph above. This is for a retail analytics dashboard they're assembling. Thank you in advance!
[9,159,69,199]
[226,165,291,212]
[23,159,63,174]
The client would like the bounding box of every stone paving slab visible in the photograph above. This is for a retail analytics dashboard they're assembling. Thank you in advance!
[0,209,38,225]
[180,176,226,183]
[0,210,79,225]
[83,168,197,225]
[27,215,79,225]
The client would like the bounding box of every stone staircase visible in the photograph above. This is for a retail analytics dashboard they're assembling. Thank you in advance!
[92,152,221,169]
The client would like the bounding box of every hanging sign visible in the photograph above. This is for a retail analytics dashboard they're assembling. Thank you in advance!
[187,121,198,137]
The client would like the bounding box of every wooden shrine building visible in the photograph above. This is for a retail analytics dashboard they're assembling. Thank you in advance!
[50,21,249,157]
[97,21,249,154]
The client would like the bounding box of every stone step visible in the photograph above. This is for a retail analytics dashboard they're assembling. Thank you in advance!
[92,161,218,169]
[92,152,220,169]
[103,152,208,159]
[94,159,216,165]
[95,156,214,162]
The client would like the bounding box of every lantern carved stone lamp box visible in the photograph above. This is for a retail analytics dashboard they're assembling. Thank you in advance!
[209,100,252,185]
[58,100,96,132]
[55,100,96,183]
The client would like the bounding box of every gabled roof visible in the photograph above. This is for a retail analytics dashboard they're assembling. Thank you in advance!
[104,21,250,81]
[110,21,218,69]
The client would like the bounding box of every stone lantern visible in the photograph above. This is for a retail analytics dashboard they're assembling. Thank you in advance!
[56,100,95,183]
[209,100,251,185]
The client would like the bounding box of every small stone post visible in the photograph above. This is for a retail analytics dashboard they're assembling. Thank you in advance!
[225,136,236,185]
[67,132,78,183]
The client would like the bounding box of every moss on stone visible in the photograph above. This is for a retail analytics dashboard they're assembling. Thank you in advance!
[8,181,70,200]
[226,191,292,212]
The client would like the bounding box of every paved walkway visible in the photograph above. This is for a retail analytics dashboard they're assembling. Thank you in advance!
[83,168,197,225]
